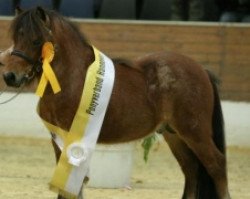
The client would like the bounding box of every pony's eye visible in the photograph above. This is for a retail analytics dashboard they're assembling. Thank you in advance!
[33,39,42,46]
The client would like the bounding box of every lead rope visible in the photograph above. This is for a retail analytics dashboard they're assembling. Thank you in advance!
[0,85,25,105]
[0,86,7,96]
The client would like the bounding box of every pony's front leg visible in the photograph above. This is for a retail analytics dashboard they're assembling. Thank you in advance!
[51,138,85,199]
[56,190,84,199]
[57,193,83,199]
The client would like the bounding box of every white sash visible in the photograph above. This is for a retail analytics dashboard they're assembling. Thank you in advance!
[38,47,115,198]
[63,51,115,197]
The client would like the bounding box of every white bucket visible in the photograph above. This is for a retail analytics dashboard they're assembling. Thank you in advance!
[88,142,135,188]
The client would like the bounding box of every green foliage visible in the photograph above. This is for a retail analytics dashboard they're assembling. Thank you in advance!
[141,134,157,163]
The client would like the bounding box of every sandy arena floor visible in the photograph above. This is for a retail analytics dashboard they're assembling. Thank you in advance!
[0,136,249,199]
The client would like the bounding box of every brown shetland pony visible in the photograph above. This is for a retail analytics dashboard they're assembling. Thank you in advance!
[0,7,230,199]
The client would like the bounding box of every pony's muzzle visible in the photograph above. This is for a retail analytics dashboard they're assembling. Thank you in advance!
[3,72,26,87]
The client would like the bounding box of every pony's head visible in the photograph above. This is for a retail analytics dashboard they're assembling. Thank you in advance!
[0,7,88,88]
[0,7,54,87]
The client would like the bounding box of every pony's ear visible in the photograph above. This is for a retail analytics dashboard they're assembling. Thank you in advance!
[15,6,23,16]
[36,6,47,22]
[36,7,50,27]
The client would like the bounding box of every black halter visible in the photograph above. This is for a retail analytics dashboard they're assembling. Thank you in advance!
[11,50,42,83]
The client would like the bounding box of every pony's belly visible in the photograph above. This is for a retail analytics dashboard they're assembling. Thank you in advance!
[98,109,156,143]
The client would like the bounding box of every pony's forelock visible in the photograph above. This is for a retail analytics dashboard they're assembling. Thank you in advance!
[10,7,89,48]
[11,8,47,44]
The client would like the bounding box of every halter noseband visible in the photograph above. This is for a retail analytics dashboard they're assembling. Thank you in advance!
[11,50,36,65]
[11,50,42,82]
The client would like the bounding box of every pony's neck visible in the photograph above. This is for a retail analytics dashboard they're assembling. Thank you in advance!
[54,41,94,92]
[50,17,95,90]
[55,40,94,77]
[38,35,94,130]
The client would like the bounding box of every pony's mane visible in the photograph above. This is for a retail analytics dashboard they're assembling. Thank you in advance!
[10,8,89,47]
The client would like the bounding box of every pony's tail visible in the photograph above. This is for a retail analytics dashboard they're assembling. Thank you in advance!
[207,70,225,154]
[195,70,225,199]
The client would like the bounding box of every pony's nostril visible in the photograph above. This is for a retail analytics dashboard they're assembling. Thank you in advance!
[0,62,4,66]
[3,72,15,81]
[3,72,16,86]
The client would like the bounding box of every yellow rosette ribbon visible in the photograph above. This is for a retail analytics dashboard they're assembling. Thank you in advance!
[36,42,61,97]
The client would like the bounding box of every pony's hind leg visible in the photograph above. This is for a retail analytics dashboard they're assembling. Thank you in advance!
[174,122,230,199]
[165,70,230,198]
[186,135,229,199]
[163,130,199,199]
